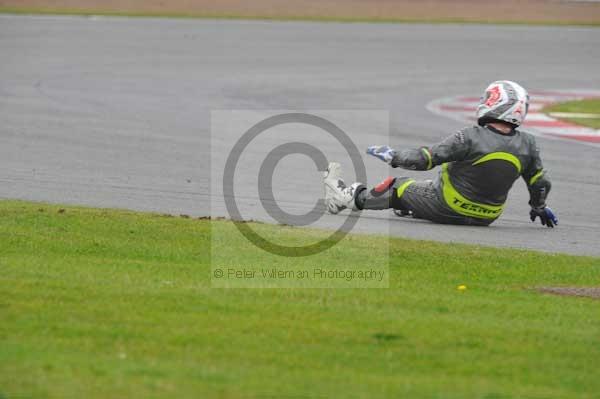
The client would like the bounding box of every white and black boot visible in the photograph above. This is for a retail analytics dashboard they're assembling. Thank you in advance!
[323,162,363,214]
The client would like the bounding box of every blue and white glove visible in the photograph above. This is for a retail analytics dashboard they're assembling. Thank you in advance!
[530,206,558,228]
[366,145,396,164]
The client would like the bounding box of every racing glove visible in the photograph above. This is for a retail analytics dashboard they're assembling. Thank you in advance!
[366,145,396,164]
[529,206,558,228]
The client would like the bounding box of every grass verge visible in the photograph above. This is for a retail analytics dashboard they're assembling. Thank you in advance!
[544,99,600,129]
[1,200,600,398]
[1,6,600,26]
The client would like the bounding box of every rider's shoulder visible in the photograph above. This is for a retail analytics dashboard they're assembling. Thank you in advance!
[514,129,537,145]
[462,125,490,135]
[454,125,480,142]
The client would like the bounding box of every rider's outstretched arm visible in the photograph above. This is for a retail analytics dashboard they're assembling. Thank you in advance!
[524,167,552,209]
[522,136,557,227]
[367,129,472,170]
[522,137,552,208]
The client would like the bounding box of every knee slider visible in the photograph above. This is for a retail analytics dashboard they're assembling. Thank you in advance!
[371,176,397,197]
[356,177,396,211]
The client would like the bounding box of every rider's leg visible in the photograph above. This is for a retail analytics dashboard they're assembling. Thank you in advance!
[356,176,494,226]
[323,163,493,226]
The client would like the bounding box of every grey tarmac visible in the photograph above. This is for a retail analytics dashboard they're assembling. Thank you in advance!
[1,15,599,255]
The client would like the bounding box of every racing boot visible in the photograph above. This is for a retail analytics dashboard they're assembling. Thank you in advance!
[323,162,364,214]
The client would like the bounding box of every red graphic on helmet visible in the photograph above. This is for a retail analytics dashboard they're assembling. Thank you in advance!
[484,85,502,107]
[514,101,524,116]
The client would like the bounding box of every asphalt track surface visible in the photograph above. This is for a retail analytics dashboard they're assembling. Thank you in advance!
[1,15,600,256]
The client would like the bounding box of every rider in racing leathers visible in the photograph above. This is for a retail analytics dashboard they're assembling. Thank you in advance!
[323,80,558,227]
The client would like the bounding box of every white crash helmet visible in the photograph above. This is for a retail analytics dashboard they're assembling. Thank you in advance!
[476,80,529,127]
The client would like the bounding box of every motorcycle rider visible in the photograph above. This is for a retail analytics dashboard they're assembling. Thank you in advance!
[323,80,558,227]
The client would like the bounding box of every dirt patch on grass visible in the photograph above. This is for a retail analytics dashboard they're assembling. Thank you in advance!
[1,0,599,24]
[538,287,600,299]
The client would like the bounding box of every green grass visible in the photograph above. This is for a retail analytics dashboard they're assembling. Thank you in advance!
[543,99,600,129]
[1,200,600,398]
[1,6,600,26]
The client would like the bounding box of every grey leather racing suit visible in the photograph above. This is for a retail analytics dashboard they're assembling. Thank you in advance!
[355,125,552,226]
